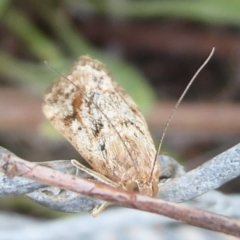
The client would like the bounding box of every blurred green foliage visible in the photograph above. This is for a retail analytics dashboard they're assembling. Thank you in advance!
[0,0,156,114]
[1,0,240,114]
[79,0,240,26]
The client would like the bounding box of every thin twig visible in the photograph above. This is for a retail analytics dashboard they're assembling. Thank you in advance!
[0,151,240,237]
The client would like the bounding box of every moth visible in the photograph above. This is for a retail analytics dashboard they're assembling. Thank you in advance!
[43,56,160,214]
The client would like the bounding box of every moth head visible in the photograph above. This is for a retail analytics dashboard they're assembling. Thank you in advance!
[121,157,160,197]
[125,175,159,197]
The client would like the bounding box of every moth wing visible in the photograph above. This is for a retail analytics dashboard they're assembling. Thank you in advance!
[43,56,159,183]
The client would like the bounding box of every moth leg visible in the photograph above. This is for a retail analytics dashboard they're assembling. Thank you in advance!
[71,160,118,187]
[91,202,111,217]
[71,160,115,216]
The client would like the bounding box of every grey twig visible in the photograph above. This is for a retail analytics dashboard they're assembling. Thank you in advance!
[0,144,240,237]
[158,143,240,201]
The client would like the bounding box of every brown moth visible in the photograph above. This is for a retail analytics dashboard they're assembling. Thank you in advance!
[43,48,214,215]
[43,48,215,215]
[43,56,160,207]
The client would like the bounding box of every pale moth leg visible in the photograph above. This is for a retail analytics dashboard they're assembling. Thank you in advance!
[71,159,118,216]
[71,160,118,187]
[91,202,111,217]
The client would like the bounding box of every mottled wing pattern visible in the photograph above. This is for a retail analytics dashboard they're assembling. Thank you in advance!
[43,56,160,196]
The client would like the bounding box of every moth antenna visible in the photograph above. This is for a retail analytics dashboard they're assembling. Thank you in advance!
[149,47,215,181]
[44,61,79,90]
[44,60,139,173]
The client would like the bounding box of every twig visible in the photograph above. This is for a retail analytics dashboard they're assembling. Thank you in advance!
[0,148,240,237]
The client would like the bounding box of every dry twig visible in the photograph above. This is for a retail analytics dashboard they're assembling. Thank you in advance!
[0,144,240,237]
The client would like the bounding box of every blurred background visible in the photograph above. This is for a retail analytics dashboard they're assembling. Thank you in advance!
[0,0,240,224]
